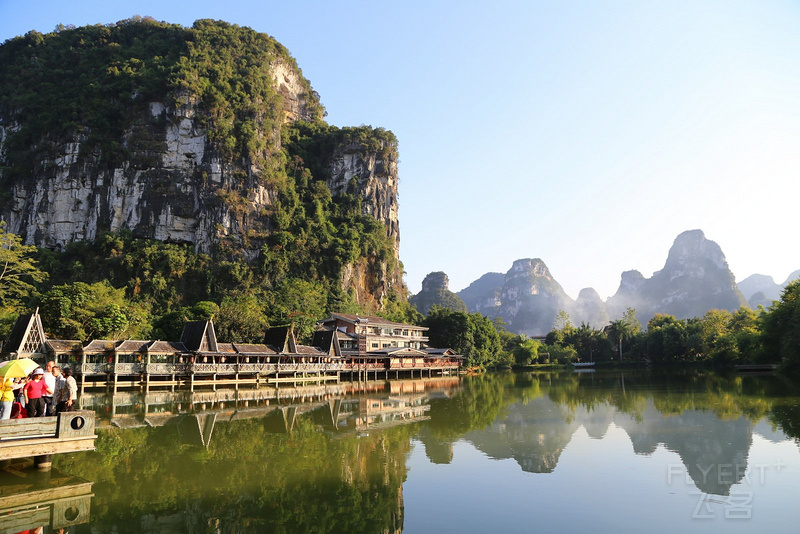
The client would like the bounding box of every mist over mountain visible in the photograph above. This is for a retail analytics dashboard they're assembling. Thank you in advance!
[457,273,504,316]
[458,230,761,335]
[573,288,609,326]
[738,270,800,308]
[455,259,608,336]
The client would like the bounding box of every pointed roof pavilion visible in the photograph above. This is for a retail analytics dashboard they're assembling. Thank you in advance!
[2,308,47,357]
[180,320,219,352]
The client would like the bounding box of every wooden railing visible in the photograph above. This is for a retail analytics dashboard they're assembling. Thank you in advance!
[190,363,238,374]
[146,363,189,374]
[345,363,387,371]
[73,358,458,379]
[237,363,278,374]
[80,362,110,375]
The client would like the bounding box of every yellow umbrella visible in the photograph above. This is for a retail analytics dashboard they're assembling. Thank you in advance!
[0,358,40,378]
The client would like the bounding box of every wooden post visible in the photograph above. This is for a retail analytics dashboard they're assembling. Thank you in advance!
[112,349,119,393]
[34,454,52,471]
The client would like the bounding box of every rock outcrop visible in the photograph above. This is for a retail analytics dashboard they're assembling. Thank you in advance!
[327,140,399,257]
[497,259,575,336]
[410,272,467,315]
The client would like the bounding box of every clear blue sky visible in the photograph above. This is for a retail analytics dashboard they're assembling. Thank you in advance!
[2,0,799,299]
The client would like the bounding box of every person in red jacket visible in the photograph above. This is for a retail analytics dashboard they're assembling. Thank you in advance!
[24,368,51,418]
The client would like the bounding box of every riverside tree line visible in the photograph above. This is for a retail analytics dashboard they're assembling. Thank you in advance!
[1,223,799,374]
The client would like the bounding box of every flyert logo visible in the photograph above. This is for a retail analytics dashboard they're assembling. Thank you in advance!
[666,460,788,520]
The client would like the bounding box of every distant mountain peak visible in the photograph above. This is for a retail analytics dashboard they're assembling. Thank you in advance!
[609,230,746,321]
[410,271,467,315]
[421,271,450,292]
[663,229,727,272]
[618,270,646,294]
[784,270,800,286]
[508,258,552,278]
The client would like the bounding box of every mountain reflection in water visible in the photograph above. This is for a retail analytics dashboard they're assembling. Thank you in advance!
[43,371,800,533]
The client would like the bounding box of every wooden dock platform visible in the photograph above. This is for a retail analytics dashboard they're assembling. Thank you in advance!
[0,411,97,467]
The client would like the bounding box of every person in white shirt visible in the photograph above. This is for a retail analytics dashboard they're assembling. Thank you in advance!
[43,361,57,416]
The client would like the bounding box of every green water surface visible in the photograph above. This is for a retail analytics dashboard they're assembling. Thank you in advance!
[8,370,800,533]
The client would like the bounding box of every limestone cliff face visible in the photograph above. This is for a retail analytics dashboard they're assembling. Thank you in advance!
[3,96,262,254]
[327,140,399,257]
[0,23,403,305]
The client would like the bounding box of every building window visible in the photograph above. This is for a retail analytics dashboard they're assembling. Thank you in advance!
[371,343,379,348]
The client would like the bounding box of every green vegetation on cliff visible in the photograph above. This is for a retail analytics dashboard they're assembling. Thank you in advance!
[0,19,415,341]
[0,17,321,176]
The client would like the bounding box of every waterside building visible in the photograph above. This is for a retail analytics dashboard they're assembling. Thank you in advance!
[1,310,462,387]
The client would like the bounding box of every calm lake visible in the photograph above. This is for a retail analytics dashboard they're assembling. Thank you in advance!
[5,370,800,533]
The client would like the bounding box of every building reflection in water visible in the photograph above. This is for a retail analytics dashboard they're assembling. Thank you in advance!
[76,377,460,446]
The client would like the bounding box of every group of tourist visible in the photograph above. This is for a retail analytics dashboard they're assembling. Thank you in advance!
[0,361,78,420]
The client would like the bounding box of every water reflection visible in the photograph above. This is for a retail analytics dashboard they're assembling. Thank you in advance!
[44,371,800,532]
[0,463,93,533]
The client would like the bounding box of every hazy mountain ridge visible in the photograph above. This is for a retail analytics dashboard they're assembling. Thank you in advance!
[738,270,800,309]
[454,258,607,336]
[455,229,775,335]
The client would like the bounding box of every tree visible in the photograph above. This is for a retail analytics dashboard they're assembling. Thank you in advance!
[645,314,689,362]
[761,280,800,371]
[215,294,269,343]
[268,278,327,342]
[40,280,150,340]
[0,223,47,305]
[511,335,541,365]
[423,307,502,368]
[608,308,639,362]
[569,322,610,362]
[553,310,573,332]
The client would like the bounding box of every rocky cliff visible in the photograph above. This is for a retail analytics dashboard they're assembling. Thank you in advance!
[0,19,403,307]
[497,259,575,336]
[409,271,467,315]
